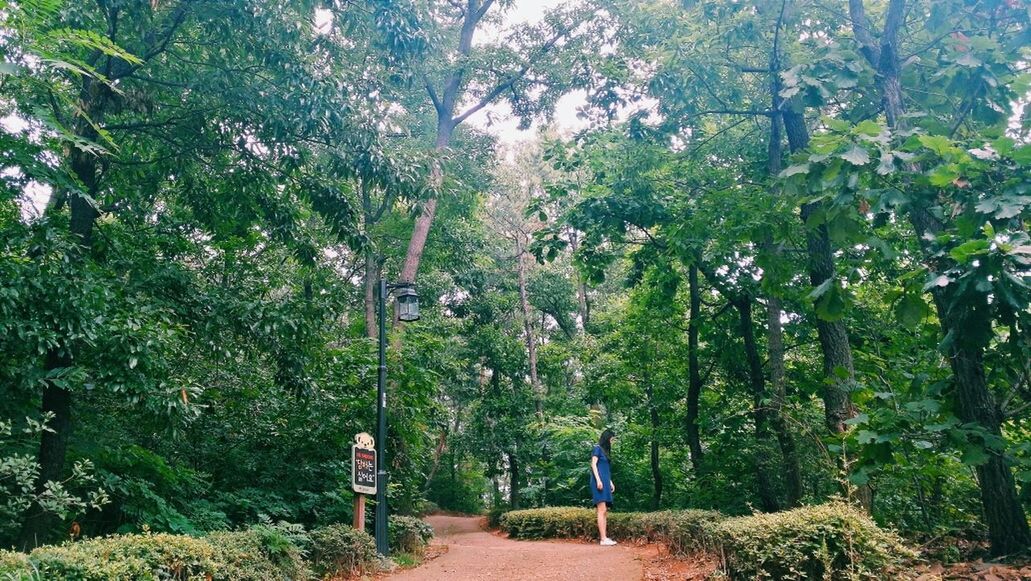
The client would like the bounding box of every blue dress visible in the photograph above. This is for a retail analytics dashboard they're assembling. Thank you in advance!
[589,444,613,507]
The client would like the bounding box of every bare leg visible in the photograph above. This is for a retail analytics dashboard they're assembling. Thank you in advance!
[596,502,607,540]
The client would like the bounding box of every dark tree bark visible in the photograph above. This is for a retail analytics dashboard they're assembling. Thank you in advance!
[764,61,803,505]
[685,264,705,472]
[20,124,101,550]
[848,0,1030,553]
[508,451,521,509]
[645,382,663,510]
[569,229,590,329]
[735,298,780,513]
[783,110,861,437]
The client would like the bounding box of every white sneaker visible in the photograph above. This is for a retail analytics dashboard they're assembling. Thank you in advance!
[600,538,617,546]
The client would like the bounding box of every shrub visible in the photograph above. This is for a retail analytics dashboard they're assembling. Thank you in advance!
[25,533,216,580]
[0,527,314,580]
[307,524,377,579]
[499,503,914,580]
[412,499,440,517]
[713,503,915,580]
[0,550,34,580]
[500,507,596,539]
[207,527,310,581]
[608,510,723,554]
[388,516,433,554]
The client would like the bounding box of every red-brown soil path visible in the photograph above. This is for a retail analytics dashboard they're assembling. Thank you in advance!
[385,515,643,581]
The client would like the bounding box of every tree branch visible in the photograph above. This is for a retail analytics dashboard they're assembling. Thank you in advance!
[452,20,573,126]
[847,0,880,67]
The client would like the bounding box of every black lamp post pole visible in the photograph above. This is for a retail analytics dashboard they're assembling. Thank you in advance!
[375,277,389,555]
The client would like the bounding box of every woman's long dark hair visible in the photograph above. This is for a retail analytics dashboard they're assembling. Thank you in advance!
[599,429,615,458]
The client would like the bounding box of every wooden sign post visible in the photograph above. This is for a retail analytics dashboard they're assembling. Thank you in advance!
[352,432,377,532]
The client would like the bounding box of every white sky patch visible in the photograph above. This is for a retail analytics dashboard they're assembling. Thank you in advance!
[314,8,333,35]
[469,0,591,145]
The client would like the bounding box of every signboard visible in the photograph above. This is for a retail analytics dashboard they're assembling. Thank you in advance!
[352,433,377,495]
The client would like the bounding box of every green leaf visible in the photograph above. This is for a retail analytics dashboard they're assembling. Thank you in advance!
[928,165,960,187]
[1011,145,1031,165]
[779,163,810,177]
[948,239,990,263]
[918,134,955,156]
[813,280,846,322]
[839,144,870,165]
[960,445,989,466]
[857,430,877,445]
[895,293,928,329]
[854,120,883,137]
[923,274,951,291]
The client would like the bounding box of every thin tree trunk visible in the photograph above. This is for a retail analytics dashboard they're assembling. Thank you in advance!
[766,294,803,506]
[685,264,705,472]
[646,383,662,510]
[516,236,543,415]
[912,210,1031,554]
[569,229,589,329]
[508,451,520,509]
[735,298,780,513]
[764,74,803,505]
[362,183,378,339]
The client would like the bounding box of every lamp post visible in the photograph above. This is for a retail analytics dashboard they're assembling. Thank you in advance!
[375,278,419,556]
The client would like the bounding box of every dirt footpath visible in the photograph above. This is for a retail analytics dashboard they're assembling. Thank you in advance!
[385,515,643,581]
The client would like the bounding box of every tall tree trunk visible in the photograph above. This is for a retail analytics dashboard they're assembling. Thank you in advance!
[783,110,860,438]
[20,144,99,549]
[569,229,589,329]
[766,294,803,506]
[848,0,1030,552]
[646,383,662,510]
[364,251,378,340]
[508,451,520,509]
[685,264,705,472]
[398,118,454,287]
[735,298,780,513]
[764,78,803,506]
[516,236,543,415]
[362,183,378,339]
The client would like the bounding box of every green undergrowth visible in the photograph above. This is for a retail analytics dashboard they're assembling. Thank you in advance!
[500,502,915,580]
[0,518,433,580]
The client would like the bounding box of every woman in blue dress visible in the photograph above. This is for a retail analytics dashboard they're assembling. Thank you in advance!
[590,429,617,546]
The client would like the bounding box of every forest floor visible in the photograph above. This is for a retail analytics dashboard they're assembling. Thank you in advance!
[382,515,645,580]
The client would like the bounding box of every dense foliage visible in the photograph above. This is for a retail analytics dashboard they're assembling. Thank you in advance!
[0,0,1028,574]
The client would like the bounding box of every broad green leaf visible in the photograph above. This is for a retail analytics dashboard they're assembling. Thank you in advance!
[918,134,955,156]
[839,144,870,165]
